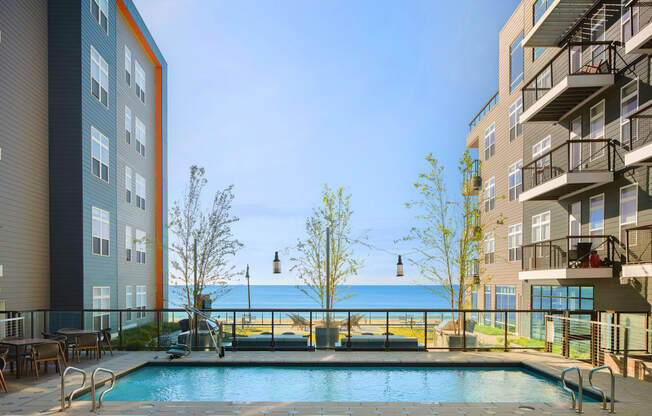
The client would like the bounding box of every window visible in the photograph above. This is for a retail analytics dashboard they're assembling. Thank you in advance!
[125,106,132,144]
[535,66,551,99]
[533,0,551,25]
[90,0,108,34]
[92,206,110,256]
[125,166,133,203]
[509,98,523,141]
[484,232,495,265]
[533,47,544,61]
[532,136,551,182]
[532,285,594,311]
[508,224,522,262]
[620,184,638,245]
[621,80,638,143]
[591,14,606,66]
[136,285,146,318]
[570,116,582,171]
[484,123,495,160]
[91,127,109,182]
[135,117,146,157]
[570,45,582,73]
[495,286,516,330]
[484,177,495,212]
[508,160,522,202]
[471,289,478,322]
[135,60,146,103]
[590,194,604,236]
[622,6,639,43]
[532,211,550,243]
[590,101,605,160]
[569,201,581,249]
[510,33,524,91]
[136,229,146,264]
[136,174,146,210]
[92,287,110,330]
[125,225,133,262]
[125,286,133,321]
[90,46,109,107]
[483,286,492,326]
[124,46,131,85]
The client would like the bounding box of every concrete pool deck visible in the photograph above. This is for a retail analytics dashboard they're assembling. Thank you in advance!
[0,350,651,415]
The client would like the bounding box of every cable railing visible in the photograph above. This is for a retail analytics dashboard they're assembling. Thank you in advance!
[522,235,617,271]
[469,91,498,132]
[521,139,615,192]
[522,41,616,112]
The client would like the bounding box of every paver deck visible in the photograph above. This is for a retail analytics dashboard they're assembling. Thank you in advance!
[0,350,650,415]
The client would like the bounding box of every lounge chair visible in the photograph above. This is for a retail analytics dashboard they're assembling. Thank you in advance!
[166,343,190,359]
[336,334,423,351]
[234,333,309,350]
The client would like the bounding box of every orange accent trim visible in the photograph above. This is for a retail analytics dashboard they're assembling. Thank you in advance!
[117,0,164,309]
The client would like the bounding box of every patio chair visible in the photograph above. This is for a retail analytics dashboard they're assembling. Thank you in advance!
[73,333,99,362]
[100,328,113,356]
[1,336,27,374]
[0,349,8,393]
[166,343,190,359]
[41,331,69,366]
[24,342,62,379]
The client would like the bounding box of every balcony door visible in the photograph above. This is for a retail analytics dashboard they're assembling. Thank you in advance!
[570,116,582,171]
[569,201,581,251]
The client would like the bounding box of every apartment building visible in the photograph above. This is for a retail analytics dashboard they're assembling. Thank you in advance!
[467,0,652,334]
[0,0,168,329]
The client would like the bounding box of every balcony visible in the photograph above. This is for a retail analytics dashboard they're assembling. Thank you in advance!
[520,235,616,280]
[622,224,652,279]
[467,91,498,148]
[463,159,482,196]
[624,101,652,166]
[521,42,615,123]
[465,259,480,284]
[524,0,608,47]
[624,1,652,54]
[519,139,615,202]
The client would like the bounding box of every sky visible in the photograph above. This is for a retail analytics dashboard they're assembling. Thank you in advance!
[133,0,521,285]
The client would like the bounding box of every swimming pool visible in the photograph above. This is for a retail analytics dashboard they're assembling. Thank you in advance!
[79,365,598,402]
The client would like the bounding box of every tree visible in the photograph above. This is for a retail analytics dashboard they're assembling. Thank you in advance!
[290,185,364,309]
[403,151,501,329]
[169,166,243,309]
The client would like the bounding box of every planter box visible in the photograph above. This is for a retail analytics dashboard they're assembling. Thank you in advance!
[315,326,339,348]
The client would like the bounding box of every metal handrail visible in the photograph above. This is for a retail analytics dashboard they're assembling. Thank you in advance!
[469,91,499,131]
[588,365,615,413]
[561,366,583,413]
[60,366,86,411]
[91,367,116,412]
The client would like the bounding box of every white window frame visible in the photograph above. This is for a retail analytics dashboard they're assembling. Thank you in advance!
[622,6,639,43]
[136,174,146,210]
[590,100,605,160]
[91,126,109,183]
[135,60,146,103]
[484,123,495,160]
[90,46,109,107]
[136,229,146,264]
[484,177,495,212]
[125,285,133,321]
[125,225,133,262]
[620,184,638,246]
[621,79,638,144]
[92,206,110,256]
[92,286,110,330]
[532,211,551,243]
[135,117,146,157]
[125,105,132,144]
[509,98,523,141]
[124,45,132,86]
[589,194,605,236]
[508,160,522,202]
[569,201,581,249]
[136,285,146,318]
[125,166,133,203]
[484,232,495,265]
[90,0,109,34]
[570,116,582,171]
[508,223,522,262]
[510,33,524,92]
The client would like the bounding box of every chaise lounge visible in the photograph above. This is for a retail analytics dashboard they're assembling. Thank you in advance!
[335,334,423,351]
[233,332,310,350]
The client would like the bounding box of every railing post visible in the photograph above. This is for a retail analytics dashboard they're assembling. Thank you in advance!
[347,311,351,349]
[385,311,390,351]
[424,312,428,350]
[31,311,35,338]
[119,311,123,348]
[504,311,508,351]
[157,311,161,350]
[462,311,467,351]
[624,327,629,378]
[309,311,313,349]
[271,311,275,350]
[232,311,237,350]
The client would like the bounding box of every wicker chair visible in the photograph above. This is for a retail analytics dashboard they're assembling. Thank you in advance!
[42,332,69,366]
[73,333,99,362]
[0,349,8,393]
[24,343,62,379]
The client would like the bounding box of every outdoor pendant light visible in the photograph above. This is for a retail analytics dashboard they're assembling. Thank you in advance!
[273,251,281,274]
[396,255,404,277]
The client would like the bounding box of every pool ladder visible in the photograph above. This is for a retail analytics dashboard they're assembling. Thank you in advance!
[561,365,615,414]
[59,366,116,412]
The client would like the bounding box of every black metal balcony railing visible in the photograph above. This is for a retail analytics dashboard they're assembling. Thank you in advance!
[628,100,652,151]
[522,235,616,271]
[521,139,615,192]
[469,91,498,132]
[625,224,652,264]
[463,159,481,195]
[521,41,616,113]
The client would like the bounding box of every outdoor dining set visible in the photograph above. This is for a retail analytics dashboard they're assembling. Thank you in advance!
[0,327,114,393]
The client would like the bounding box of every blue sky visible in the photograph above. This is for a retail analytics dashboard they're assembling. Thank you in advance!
[134,0,521,285]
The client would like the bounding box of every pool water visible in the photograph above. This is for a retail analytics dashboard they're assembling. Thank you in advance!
[80,365,596,402]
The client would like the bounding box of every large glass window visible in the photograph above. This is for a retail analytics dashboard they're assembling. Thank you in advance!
[508,223,522,262]
[92,206,110,256]
[484,232,495,265]
[533,0,551,25]
[590,101,605,160]
[532,285,594,311]
[92,286,110,330]
[90,0,108,34]
[135,117,146,157]
[495,286,516,331]
[590,194,604,236]
[569,201,581,249]
[91,127,109,182]
[532,136,551,183]
[90,46,109,107]
[509,98,522,141]
[484,177,495,212]
[471,288,478,323]
[508,160,522,202]
[136,285,147,318]
[135,60,146,103]
[136,174,146,210]
[622,6,639,42]
[570,116,582,171]
[484,123,495,160]
[532,211,550,243]
[620,184,638,244]
[484,286,492,326]
[510,33,524,91]
[124,46,132,86]
[621,80,638,143]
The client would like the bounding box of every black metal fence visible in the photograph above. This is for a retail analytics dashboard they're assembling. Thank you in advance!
[522,235,617,271]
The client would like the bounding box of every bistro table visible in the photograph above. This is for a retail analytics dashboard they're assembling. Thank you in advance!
[0,338,58,379]
[55,329,102,360]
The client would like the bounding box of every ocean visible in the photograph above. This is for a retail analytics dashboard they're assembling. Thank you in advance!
[168,285,453,309]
